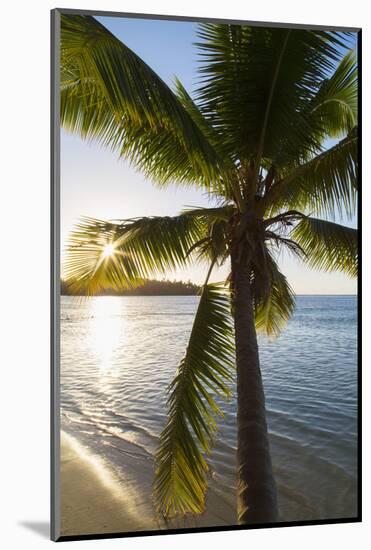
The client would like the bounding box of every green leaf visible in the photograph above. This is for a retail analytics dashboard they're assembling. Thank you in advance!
[307,49,357,138]
[63,214,204,295]
[290,216,358,277]
[61,14,227,193]
[254,251,295,337]
[181,204,235,221]
[174,78,232,163]
[195,24,351,163]
[154,283,235,516]
[180,205,235,265]
[266,129,358,220]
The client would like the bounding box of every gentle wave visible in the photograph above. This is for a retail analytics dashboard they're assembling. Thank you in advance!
[61,294,357,523]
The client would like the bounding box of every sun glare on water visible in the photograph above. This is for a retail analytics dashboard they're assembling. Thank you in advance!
[89,297,126,375]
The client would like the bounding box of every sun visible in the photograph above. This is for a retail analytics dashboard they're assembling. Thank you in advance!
[102,244,115,258]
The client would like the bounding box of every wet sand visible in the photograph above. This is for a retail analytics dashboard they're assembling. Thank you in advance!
[60,431,158,536]
[60,430,236,537]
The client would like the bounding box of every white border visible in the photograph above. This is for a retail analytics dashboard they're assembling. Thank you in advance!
[2,1,369,548]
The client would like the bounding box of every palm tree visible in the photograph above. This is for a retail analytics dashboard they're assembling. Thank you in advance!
[60,15,358,525]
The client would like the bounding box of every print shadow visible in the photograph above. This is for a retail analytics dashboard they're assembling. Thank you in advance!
[18,521,49,539]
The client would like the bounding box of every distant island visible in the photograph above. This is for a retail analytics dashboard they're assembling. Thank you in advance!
[61,278,200,296]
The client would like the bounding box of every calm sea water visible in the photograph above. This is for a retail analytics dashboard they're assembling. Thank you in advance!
[60,295,358,526]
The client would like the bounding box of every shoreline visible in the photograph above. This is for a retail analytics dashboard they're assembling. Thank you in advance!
[60,431,158,536]
[60,430,236,536]
[60,424,356,535]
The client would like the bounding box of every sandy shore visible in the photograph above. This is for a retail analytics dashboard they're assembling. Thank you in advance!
[60,430,236,537]
[60,431,158,536]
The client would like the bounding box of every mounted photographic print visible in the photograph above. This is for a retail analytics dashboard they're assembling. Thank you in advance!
[51,8,361,542]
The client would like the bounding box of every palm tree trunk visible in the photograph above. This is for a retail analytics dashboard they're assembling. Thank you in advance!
[231,250,278,524]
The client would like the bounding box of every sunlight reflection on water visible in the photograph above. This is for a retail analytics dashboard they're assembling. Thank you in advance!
[89,297,127,374]
[61,294,358,524]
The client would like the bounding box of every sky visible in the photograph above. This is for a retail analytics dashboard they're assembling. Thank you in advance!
[61,17,357,294]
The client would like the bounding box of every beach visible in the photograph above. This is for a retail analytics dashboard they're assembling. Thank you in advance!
[56,13,359,538]
[60,431,157,536]
[60,430,237,536]
[60,295,357,534]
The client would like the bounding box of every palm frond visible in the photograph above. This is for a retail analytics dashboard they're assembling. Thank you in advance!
[265,129,358,219]
[154,283,235,516]
[307,49,357,138]
[175,77,244,204]
[290,217,357,277]
[265,232,306,260]
[254,251,296,337]
[180,205,235,266]
[181,204,235,221]
[63,214,204,295]
[195,24,351,163]
[174,78,232,162]
[61,15,227,193]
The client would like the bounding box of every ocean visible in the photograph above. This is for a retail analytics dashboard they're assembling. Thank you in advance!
[60,294,358,527]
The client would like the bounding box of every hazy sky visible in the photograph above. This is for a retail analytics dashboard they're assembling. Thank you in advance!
[61,17,357,294]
